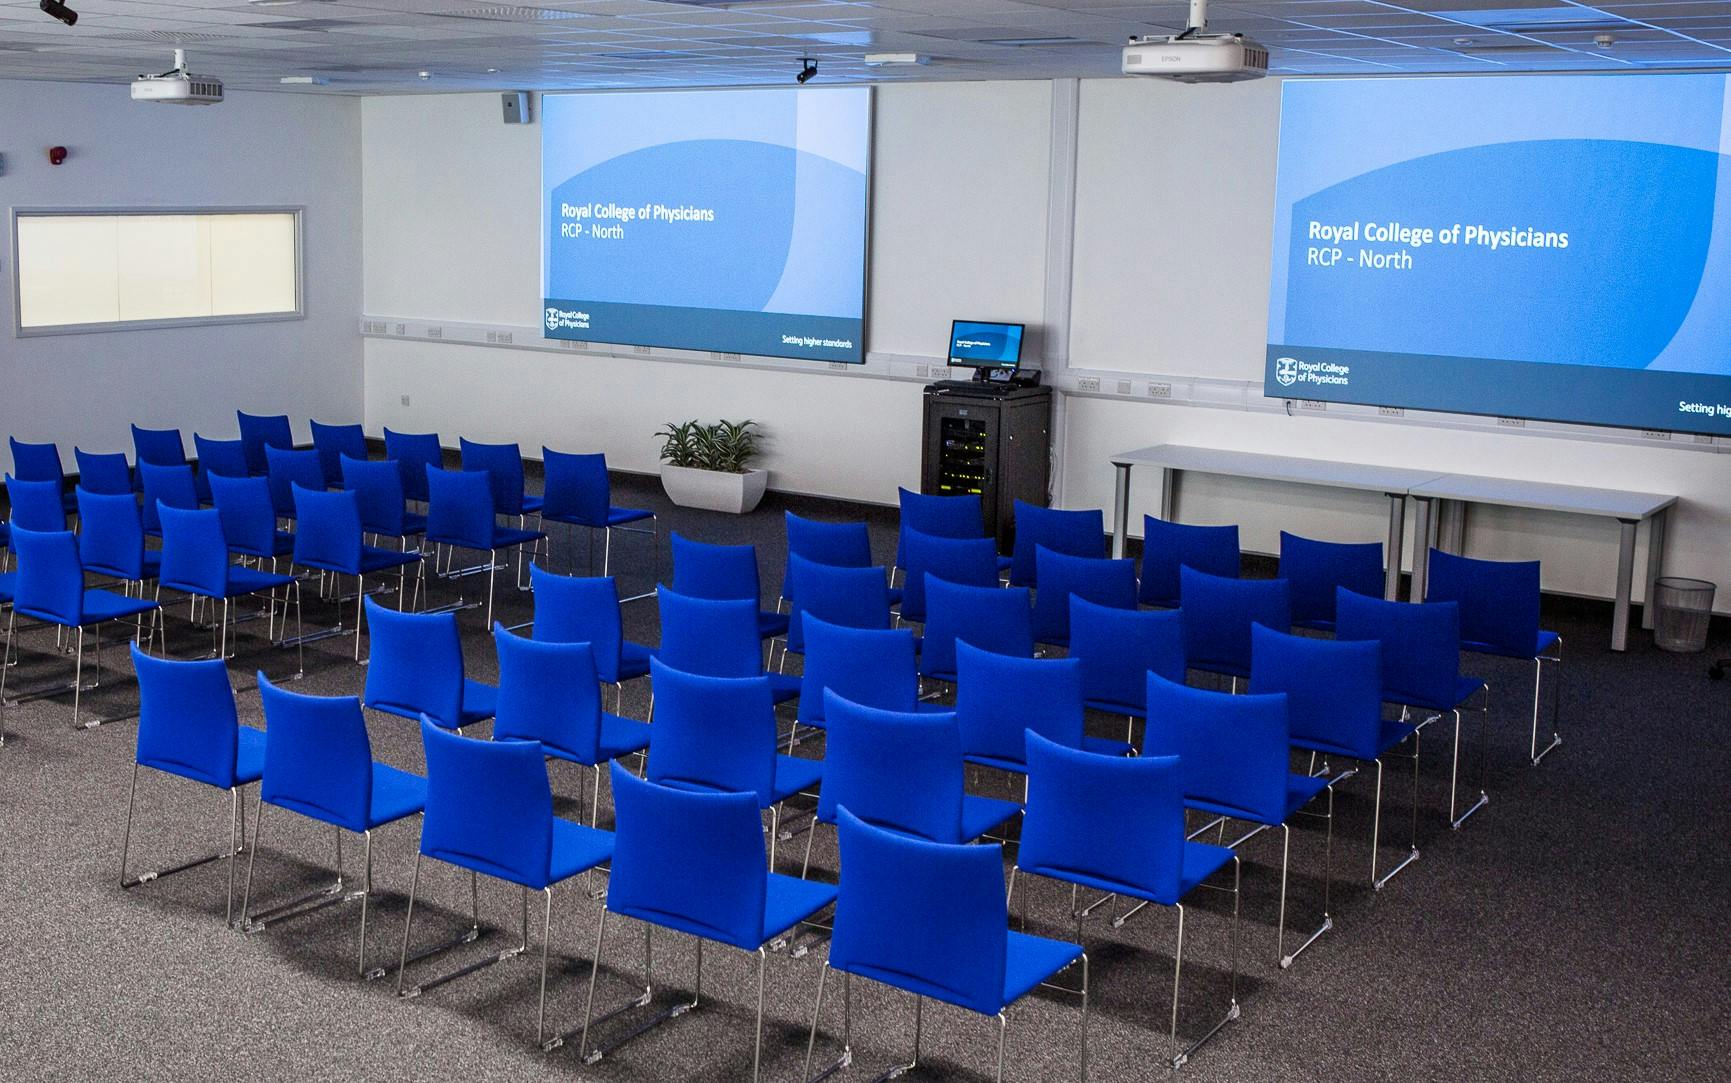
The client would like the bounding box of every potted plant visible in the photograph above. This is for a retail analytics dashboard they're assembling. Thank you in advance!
[655,418,769,514]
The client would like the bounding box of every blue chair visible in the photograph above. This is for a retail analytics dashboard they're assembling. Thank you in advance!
[1010,500,1103,587]
[803,691,1019,878]
[895,486,1009,580]
[120,646,263,925]
[898,528,1001,625]
[7,474,69,537]
[954,642,1132,789]
[540,449,657,589]
[1336,588,1490,829]
[1426,548,1562,766]
[362,598,496,730]
[398,719,614,1049]
[1144,673,1333,969]
[670,532,788,649]
[310,420,368,488]
[803,809,1088,1083]
[383,428,443,504]
[460,437,544,519]
[529,566,652,712]
[264,446,325,520]
[1279,531,1383,633]
[193,434,250,492]
[241,676,427,978]
[10,438,74,514]
[340,454,427,550]
[645,658,821,866]
[74,448,134,496]
[783,554,892,657]
[77,488,159,590]
[1030,547,1137,649]
[1249,624,1420,891]
[784,512,881,604]
[237,411,293,477]
[292,485,423,661]
[131,424,188,471]
[139,462,200,537]
[1179,566,1291,686]
[919,575,1033,685]
[208,473,296,564]
[656,589,800,706]
[425,466,545,627]
[1139,516,1240,609]
[795,617,926,743]
[1,527,159,732]
[577,764,836,1075]
[1014,732,1236,1072]
[157,505,301,671]
[1069,597,1185,744]
[493,626,651,825]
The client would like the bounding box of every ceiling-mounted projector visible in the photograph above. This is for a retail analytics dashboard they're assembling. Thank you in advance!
[132,49,224,105]
[1123,0,1267,83]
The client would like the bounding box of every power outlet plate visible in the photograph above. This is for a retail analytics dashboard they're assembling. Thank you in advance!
[1148,382,1172,398]
[1076,376,1102,393]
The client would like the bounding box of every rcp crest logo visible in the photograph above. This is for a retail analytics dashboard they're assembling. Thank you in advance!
[1274,357,1299,388]
[544,306,591,333]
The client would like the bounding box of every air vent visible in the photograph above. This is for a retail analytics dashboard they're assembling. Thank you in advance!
[594,51,703,61]
[100,30,238,43]
[438,5,592,20]
[253,19,350,31]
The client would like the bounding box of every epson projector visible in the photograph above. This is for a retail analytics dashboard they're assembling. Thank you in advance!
[132,49,224,105]
[1122,33,1268,83]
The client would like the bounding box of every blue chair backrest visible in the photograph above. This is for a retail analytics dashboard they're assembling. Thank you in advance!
[670,533,763,604]
[1030,546,1137,645]
[265,446,324,517]
[138,462,199,534]
[786,554,891,652]
[425,466,499,550]
[74,449,133,496]
[830,808,1008,1015]
[421,719,555,889]
[954,641,1083,767]
[291,484,363,573]
[310,421,367,488]
[529,566,630,683]
[786,512,873,594]
[340,454,413,537]
[258,674,376,832]
[157,505,232,598]
[1425,548,1541,658]
[1069,597,1185,715]
[364,598,467,726]
[646,658,779,806]
[656,589,763,678]
[493,626,604,764]
[193,435,250,485]
[1278,531,1383,630]
[1249,624,1385,762]
[1139,516,1240,608]
[818,691,965,842]
[540,448,612,525]
[919,576,1032,681]
[132,646,241,790]
[1335,589,1464,709]
[6,474,68,534]
[1179,566,1292,677]
[12,527,86,625]
[76,488,148,581]
[608,763,768,951]
[131,424,188,469]
[899,529,1000,623]
[1010,500,1103,587]
[207,474,281,560]
[895,487,987,570]
[9,438,64,484]
[1144,673,1290,824]
[1021,732,1187,906]
[460,438,530,517]
[799,617,920,726]
[237,411,293,476]
[383,428,442,503]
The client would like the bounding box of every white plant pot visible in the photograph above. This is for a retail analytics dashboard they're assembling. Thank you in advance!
[659,464,769,515]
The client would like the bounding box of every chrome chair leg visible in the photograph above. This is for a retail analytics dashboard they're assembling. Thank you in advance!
[119,766,250,924]
[1450,689,1492,829]
[1532,639,1563,765]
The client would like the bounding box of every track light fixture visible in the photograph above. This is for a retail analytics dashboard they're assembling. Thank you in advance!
[39,0,78,25]
[796,57,817,85]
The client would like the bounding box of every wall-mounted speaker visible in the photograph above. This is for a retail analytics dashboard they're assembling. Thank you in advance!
[501,91,531,124]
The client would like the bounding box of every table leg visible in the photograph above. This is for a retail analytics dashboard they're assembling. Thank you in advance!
[1409,497,1435,602]
[1383,493,1406,601]
[1159,467,1176,523]
[1111,462,1133,560]
[1612,518,1637,652]
[1641,507,1668,632]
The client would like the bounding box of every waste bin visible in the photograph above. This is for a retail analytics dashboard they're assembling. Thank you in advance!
[1652,576,1715,653]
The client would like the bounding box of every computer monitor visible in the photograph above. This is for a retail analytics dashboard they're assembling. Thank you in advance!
[948,320,1024,371]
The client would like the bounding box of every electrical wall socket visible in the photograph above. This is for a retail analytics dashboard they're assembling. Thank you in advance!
[1496,417,1526,428]
[1148,382,1172,398]
[426,326,442,339]
[633,344,652,355]
[1642,430,1673,441]
[1076,376,1101,392]
[1377,405,1405,418]
[1300,399,1327,411]
[399,395,410,407]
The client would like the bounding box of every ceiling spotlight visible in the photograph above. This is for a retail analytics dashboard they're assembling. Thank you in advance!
[39,0,77,26]
[418,70,431,80]
[1594,33,1616,48]
[795,57,817,85]
[1452,37,1474,46]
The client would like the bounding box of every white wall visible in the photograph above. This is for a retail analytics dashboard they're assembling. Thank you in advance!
[0,80,362,464]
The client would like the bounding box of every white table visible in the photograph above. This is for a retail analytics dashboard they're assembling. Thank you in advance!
[1407,475,1677,652]
[1109,445,1447,601]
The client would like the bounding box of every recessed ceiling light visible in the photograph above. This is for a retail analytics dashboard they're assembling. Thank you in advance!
[486,67,499,73]
[1453,37,1475,45]
[248,0,302,6]
[279,75,328,84]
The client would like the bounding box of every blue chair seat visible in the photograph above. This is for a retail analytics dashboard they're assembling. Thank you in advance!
[774,754,823,802]
[459,679,497,725]
[1005,931,1085,1008]
[619,640,654,681]
[492,526,545,549]
[965,735,1130,775]
[218,565,296,599]
[33,588,159,627]
[1291,718,1418,762]
[549,817,617,883]
[1083,696,1141,718]
[397,512,429,536]
[996,554,1013,574]
[0,571,14,604]
[1188,773,1329,826]
[768,672,801,704]
[235,725,268,785]
[520,494,545,516]
[960,794,1021,840]
[1461,629,1559,659]
[1398,674,1488,713]
[88,551,163,583]
[759,610,791,639]
[597,713,652,759]
[764,872,840,939]
[369,763,430,827]
[357,545,422,575]
[1022,839,1234,909]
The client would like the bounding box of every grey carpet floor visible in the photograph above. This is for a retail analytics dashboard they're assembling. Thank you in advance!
[0,475,1725,1082]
